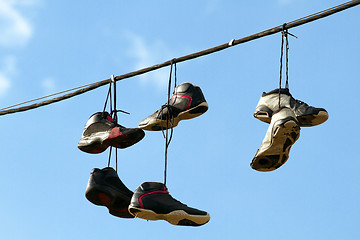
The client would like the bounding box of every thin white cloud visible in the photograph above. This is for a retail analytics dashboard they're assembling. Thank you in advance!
[0,0,40,96]
[0,56,16,97]
[0,74,11,96]
[0,0,35,47]
[124,32,177,90]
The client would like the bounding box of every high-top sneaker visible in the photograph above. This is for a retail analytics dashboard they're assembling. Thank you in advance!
[78,112,145,154]
[251,107,300,172]
[85,167,134,218]
[128,182,210,226]
[138,82,208,131]
[254,88,328,127]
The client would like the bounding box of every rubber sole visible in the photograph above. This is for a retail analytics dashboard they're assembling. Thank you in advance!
[78,131,109,154]
[251,119,300,172]
[139,102,209,131]
[296,110,328,127]
[254,109,328,127]
[128,206,210,226]
[78,127,144,153]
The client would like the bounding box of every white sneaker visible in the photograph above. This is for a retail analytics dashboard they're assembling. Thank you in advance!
[251,107,300,172]
[254,88,328,127]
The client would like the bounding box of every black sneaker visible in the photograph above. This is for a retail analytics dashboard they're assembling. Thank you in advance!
[128,182,210,226]
[78,112,145,154]
[85,167,134,218]
[138,82,208,131]
[254,88,328,127]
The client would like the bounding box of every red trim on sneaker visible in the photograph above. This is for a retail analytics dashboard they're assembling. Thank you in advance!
[98,193,111,205]
[138,190,168,209]
[112,208,129,213]
[107,126,128,140]
[90,146,105,154]
[107,115,114,122]
[172,94,192,110]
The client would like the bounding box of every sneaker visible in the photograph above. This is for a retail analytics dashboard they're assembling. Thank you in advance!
[251,107,300,172]
[78,112,145,154]
[138,82,208,131]
[128,182,210,226]
[254,88,328,127]
[85,167,134,218]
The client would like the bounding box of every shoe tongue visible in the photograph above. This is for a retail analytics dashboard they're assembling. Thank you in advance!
[140,182,167,192]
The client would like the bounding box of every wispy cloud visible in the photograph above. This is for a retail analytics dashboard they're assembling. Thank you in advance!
[0,74,11,96]
[0,0,40,96]
[0,0,36,47]
[0,56,16,97]
[124,32,177,90]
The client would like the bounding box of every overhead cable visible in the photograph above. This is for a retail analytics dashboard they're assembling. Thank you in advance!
[1,0,359,116]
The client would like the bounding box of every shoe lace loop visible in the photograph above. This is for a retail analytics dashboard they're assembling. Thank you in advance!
[278,24,297,107]
[103,75,131,173]
[162,59,177,186]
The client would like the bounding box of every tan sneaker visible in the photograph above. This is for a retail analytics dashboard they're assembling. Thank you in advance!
[251,107,300,172]
[254,88,328,127]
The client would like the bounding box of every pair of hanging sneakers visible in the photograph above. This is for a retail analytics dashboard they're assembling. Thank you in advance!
[85,167,210,226]
[251,88,329,171]
[77,82,208,154]
[78,82,210,226]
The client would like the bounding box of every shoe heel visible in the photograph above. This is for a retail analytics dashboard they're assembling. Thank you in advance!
[86,189,112,206]
[254,105,273,123]
[78,138,108,154]
[85,183,115,206]
[98,192,112,205]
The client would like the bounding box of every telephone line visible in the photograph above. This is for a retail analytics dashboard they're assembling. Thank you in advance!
[1,0,359,116]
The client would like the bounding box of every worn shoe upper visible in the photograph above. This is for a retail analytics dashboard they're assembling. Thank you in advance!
[129,182,210,226]
[139,82,208,131]
[85,167,134,218]
[254,88,328,127]
[251,107,300,172]
[78,112,145,153]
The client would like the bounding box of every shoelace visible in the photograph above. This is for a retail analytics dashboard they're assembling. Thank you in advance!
[162,59,177,186]
[158,104,175,155]
[157,104,175,120]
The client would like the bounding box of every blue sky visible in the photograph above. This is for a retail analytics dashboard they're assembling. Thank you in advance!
[0,0,359,239]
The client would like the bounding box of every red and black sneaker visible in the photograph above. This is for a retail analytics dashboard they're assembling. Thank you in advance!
[128,182,210,226]
[85,167,134,218]
[78,112,145,154]
[138,82,208,131]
